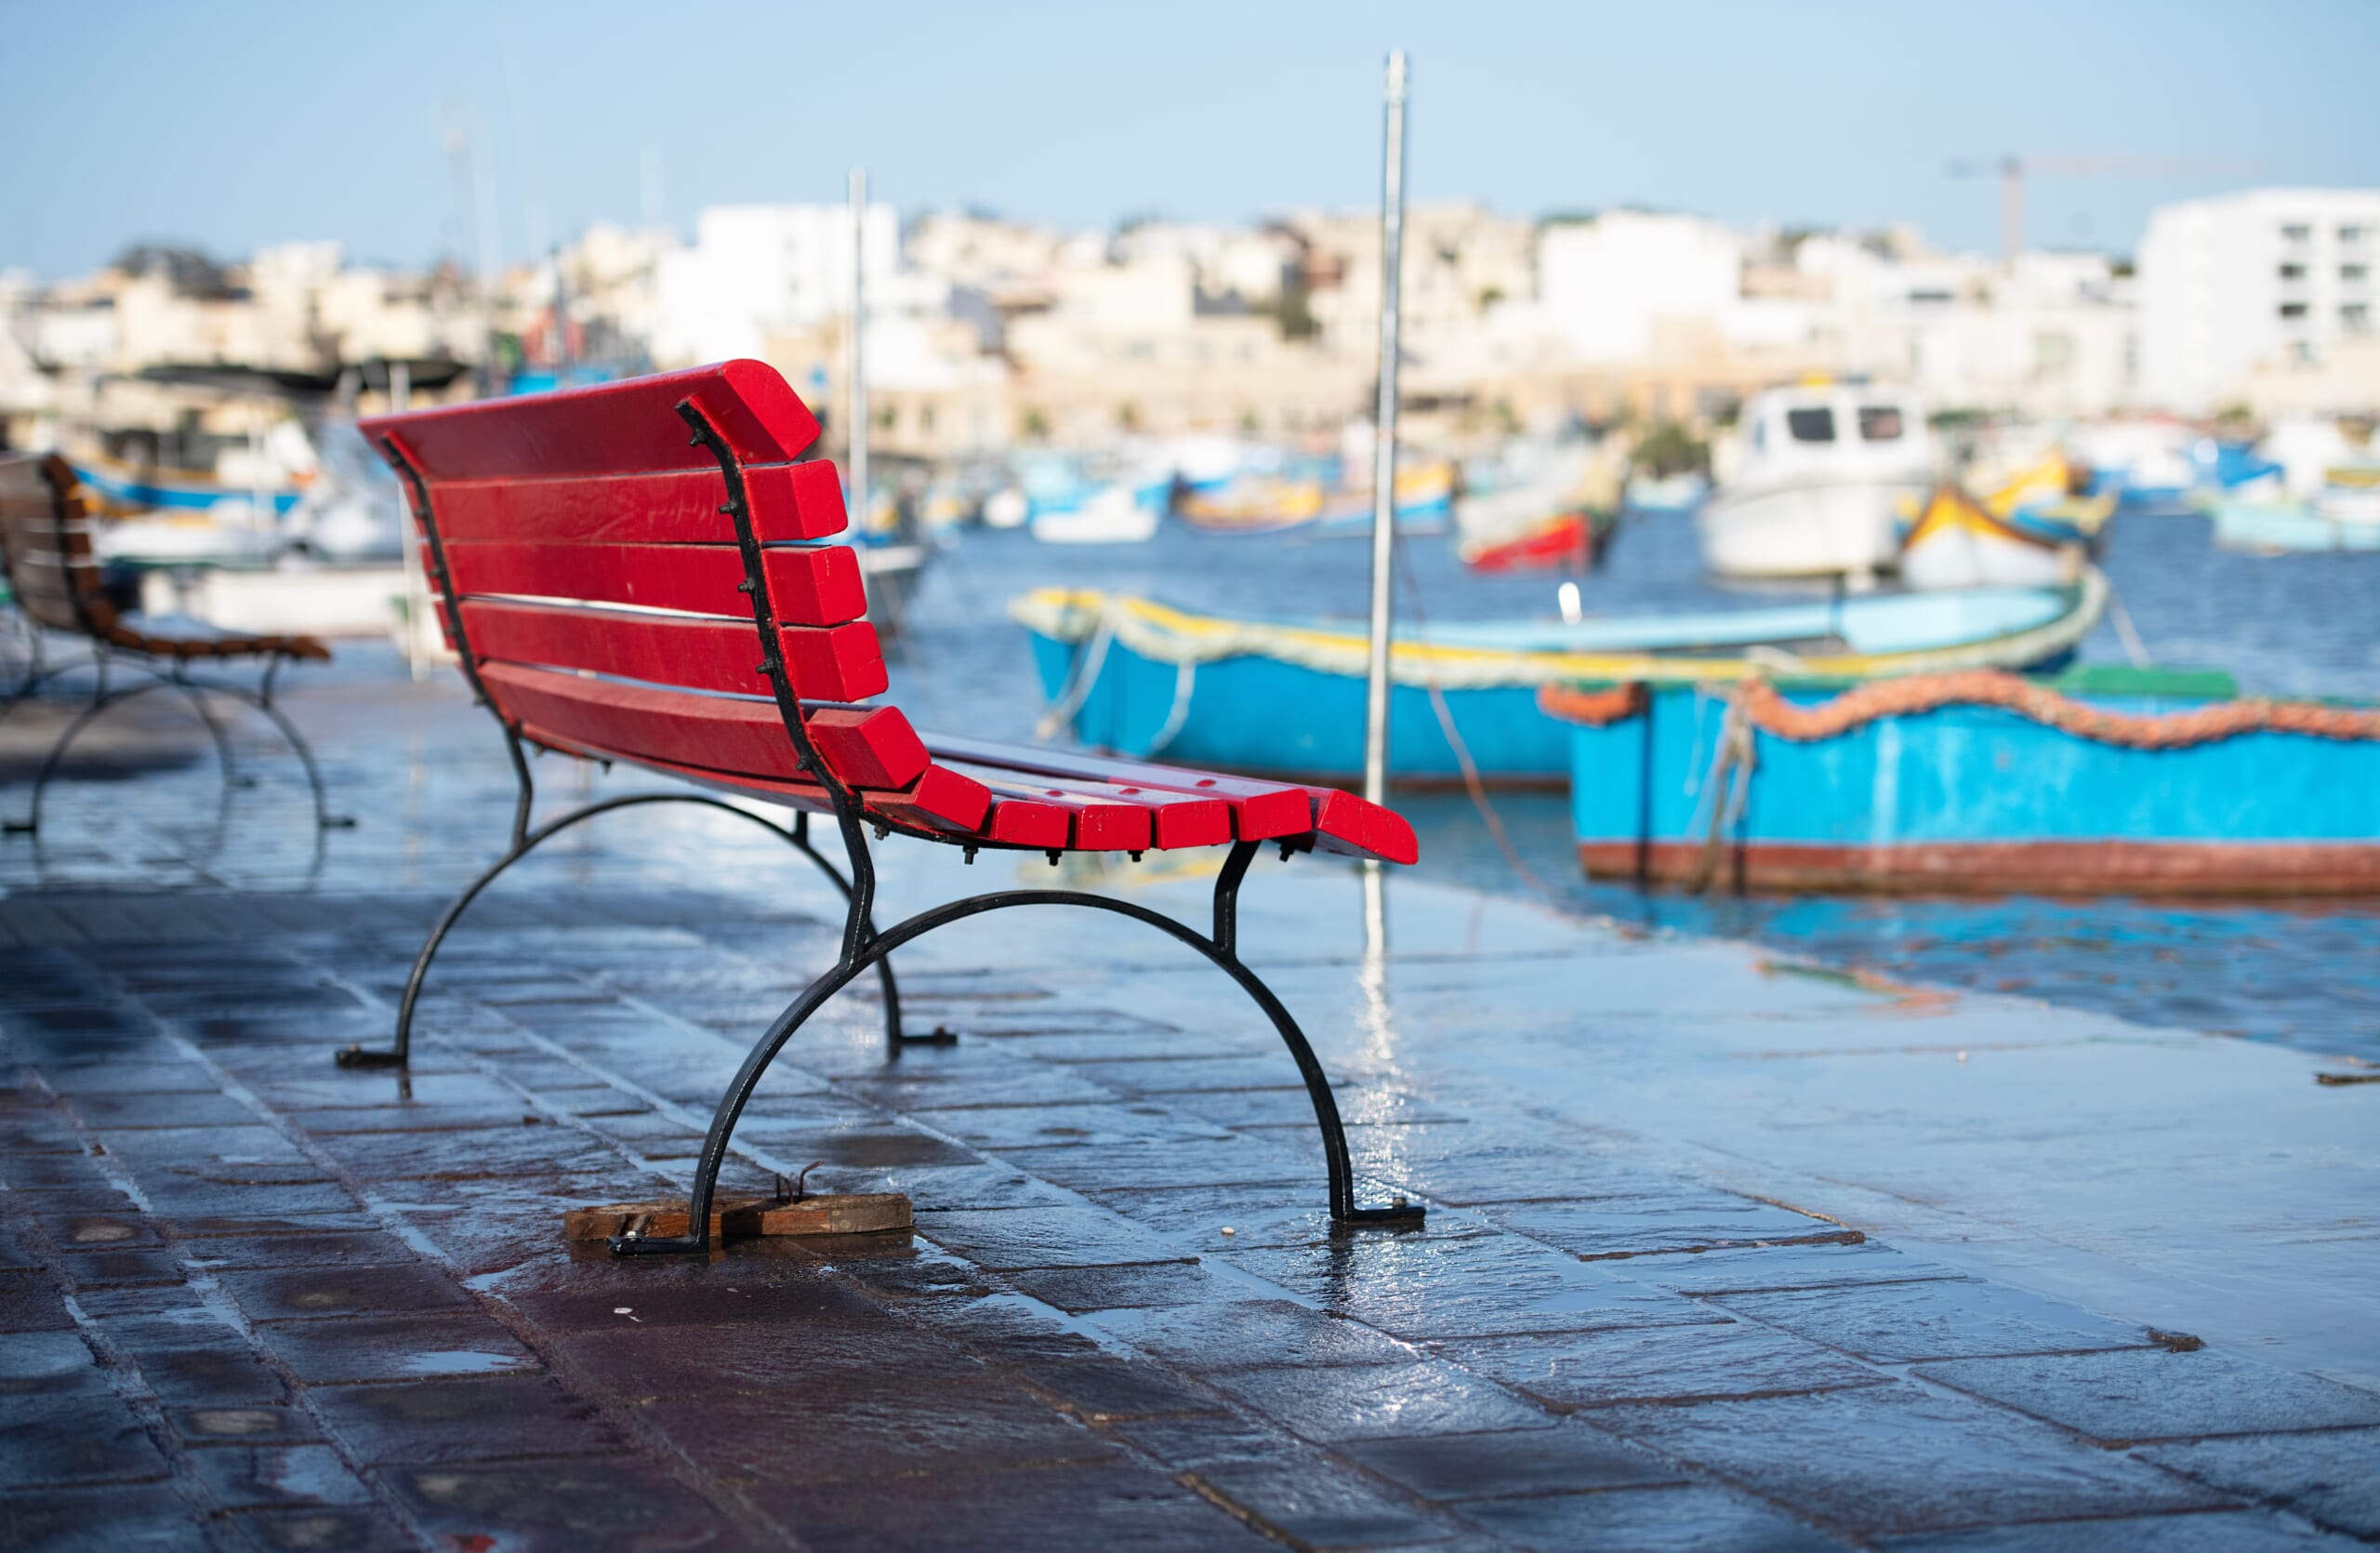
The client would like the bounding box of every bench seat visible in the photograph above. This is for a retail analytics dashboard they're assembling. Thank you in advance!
[470,652,1413,864]
[519,705,1414,864]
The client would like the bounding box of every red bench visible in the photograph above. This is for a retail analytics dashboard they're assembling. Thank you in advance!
[339,361,1422,1252]
[0,452,337,836]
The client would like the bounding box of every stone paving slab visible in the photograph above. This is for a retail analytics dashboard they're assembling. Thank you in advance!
[2140,1428,2380,1541]
[1919,1348,2380,1445]
[3,654,2375,1549]
[1592,1383,2232,1536]
[1877,1512,2370,1552]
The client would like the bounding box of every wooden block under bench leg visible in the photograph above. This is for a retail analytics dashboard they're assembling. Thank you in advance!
[562,1191,912,1243]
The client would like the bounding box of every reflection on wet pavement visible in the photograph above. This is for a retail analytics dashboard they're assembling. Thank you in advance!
[0,645,2373,1548]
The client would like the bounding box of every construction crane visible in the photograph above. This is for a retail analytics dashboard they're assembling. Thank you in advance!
[1946,154,2273,262]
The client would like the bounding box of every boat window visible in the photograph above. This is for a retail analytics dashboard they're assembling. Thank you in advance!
[1786,407,1836,444]
[1857,405,1904,442]
[2342,225,2368,246]
[2281,223,2311,243]
[2345,265,2370,283]
[2279,302,2309,321]
[1750,416,1766,452]
[2279,263,2307,282]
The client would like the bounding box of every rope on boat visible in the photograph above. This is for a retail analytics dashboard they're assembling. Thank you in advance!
[1032,606,1117,741]
[1540,670,2380,749]
[1685,687,1759,896]
[1146,659,1197,757]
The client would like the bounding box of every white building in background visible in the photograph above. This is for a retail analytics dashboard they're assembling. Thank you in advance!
[1536,212,1743,363]
[1900,251,2135,418]
[2138,188,2380,412]
[652,203,903,366]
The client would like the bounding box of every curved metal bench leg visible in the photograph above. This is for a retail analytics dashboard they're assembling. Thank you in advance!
[614,875,1422,1257]
[611,958,870,1254]
[4,679,184,836]
[163,678,239,793]
[1,626,48,712]
[197,679,348,831]
[337,841,528,1069]
[340,796,884,1069]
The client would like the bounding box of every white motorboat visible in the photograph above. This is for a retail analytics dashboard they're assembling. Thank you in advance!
[1028,484,1160,545]
[1698,383,1937,579]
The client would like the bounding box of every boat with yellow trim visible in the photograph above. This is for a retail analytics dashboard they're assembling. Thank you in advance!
[1177,460,1454,536]
[1898,453,2113,590]
[1177,475,1327,533]
[1012,573,2105,783]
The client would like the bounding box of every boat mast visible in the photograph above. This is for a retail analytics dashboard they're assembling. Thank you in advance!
[849,167,868,536]
[1362,49,1408,821]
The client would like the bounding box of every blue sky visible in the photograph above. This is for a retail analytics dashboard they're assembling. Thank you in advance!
[6,0,2376,278]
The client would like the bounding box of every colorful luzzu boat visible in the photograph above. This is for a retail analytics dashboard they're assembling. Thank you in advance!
[1897,453,2112,591]
[1013,574,2105,784]
[2210,466,2380,554]
[1178,461,1454,537]
[72,455,305,517]
[1540,666,2380,896]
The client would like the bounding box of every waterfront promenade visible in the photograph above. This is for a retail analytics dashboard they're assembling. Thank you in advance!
[1,649,2373,1550]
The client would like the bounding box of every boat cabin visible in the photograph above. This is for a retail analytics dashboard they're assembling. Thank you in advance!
[1727,382,1936,485]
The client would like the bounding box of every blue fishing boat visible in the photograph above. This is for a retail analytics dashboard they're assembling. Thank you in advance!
[72,455,303,516]
[2210,499,2380,553]
[1179,459,1454,537]
[1012,574,2106,784]
[1540,666,2380,896]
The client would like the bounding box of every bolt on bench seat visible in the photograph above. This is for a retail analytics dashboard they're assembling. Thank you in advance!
[340,360,1422,1251]
[0,452,338,836]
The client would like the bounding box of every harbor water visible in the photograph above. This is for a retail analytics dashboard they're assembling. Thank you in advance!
[889,505,2380,1064]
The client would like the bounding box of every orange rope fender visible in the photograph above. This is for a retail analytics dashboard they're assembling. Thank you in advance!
[1540,672,2380,749]
[1534,683,1647,727]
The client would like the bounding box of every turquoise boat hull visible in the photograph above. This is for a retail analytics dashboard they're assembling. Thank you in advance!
[72,462,301,516]
[2211,499,2380,552]
[1555,676,2380,896]
[1028,630,1565,781]
[1018,579,2103,785]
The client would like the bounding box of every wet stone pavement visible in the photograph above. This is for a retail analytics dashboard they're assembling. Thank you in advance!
[0,648,2375,1550]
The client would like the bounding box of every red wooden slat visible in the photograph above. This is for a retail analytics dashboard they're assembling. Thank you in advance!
[806,707,930,790]
[980,797,1071,850]
[941,762,1226,851]
[920,734,1312,842]
[1304,788,1419,867]
[951,770,1151,852]
[435,540,866,627]
[442,541,745,616]
[524,726,838,815]
[765,542,867,626]
[360,361,818,481]
[419,461,840,548]
[862,763,993,836]
[479,663,798,780]
[461,600,887,703]
[533,725,1037,850]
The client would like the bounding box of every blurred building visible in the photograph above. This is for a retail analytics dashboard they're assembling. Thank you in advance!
[40,186,2358,464]
[2138,188,2380,413]
[651,202,903,366]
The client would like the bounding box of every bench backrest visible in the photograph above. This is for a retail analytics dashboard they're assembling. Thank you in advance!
[357,362,956,827]
[0,453,113,638]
